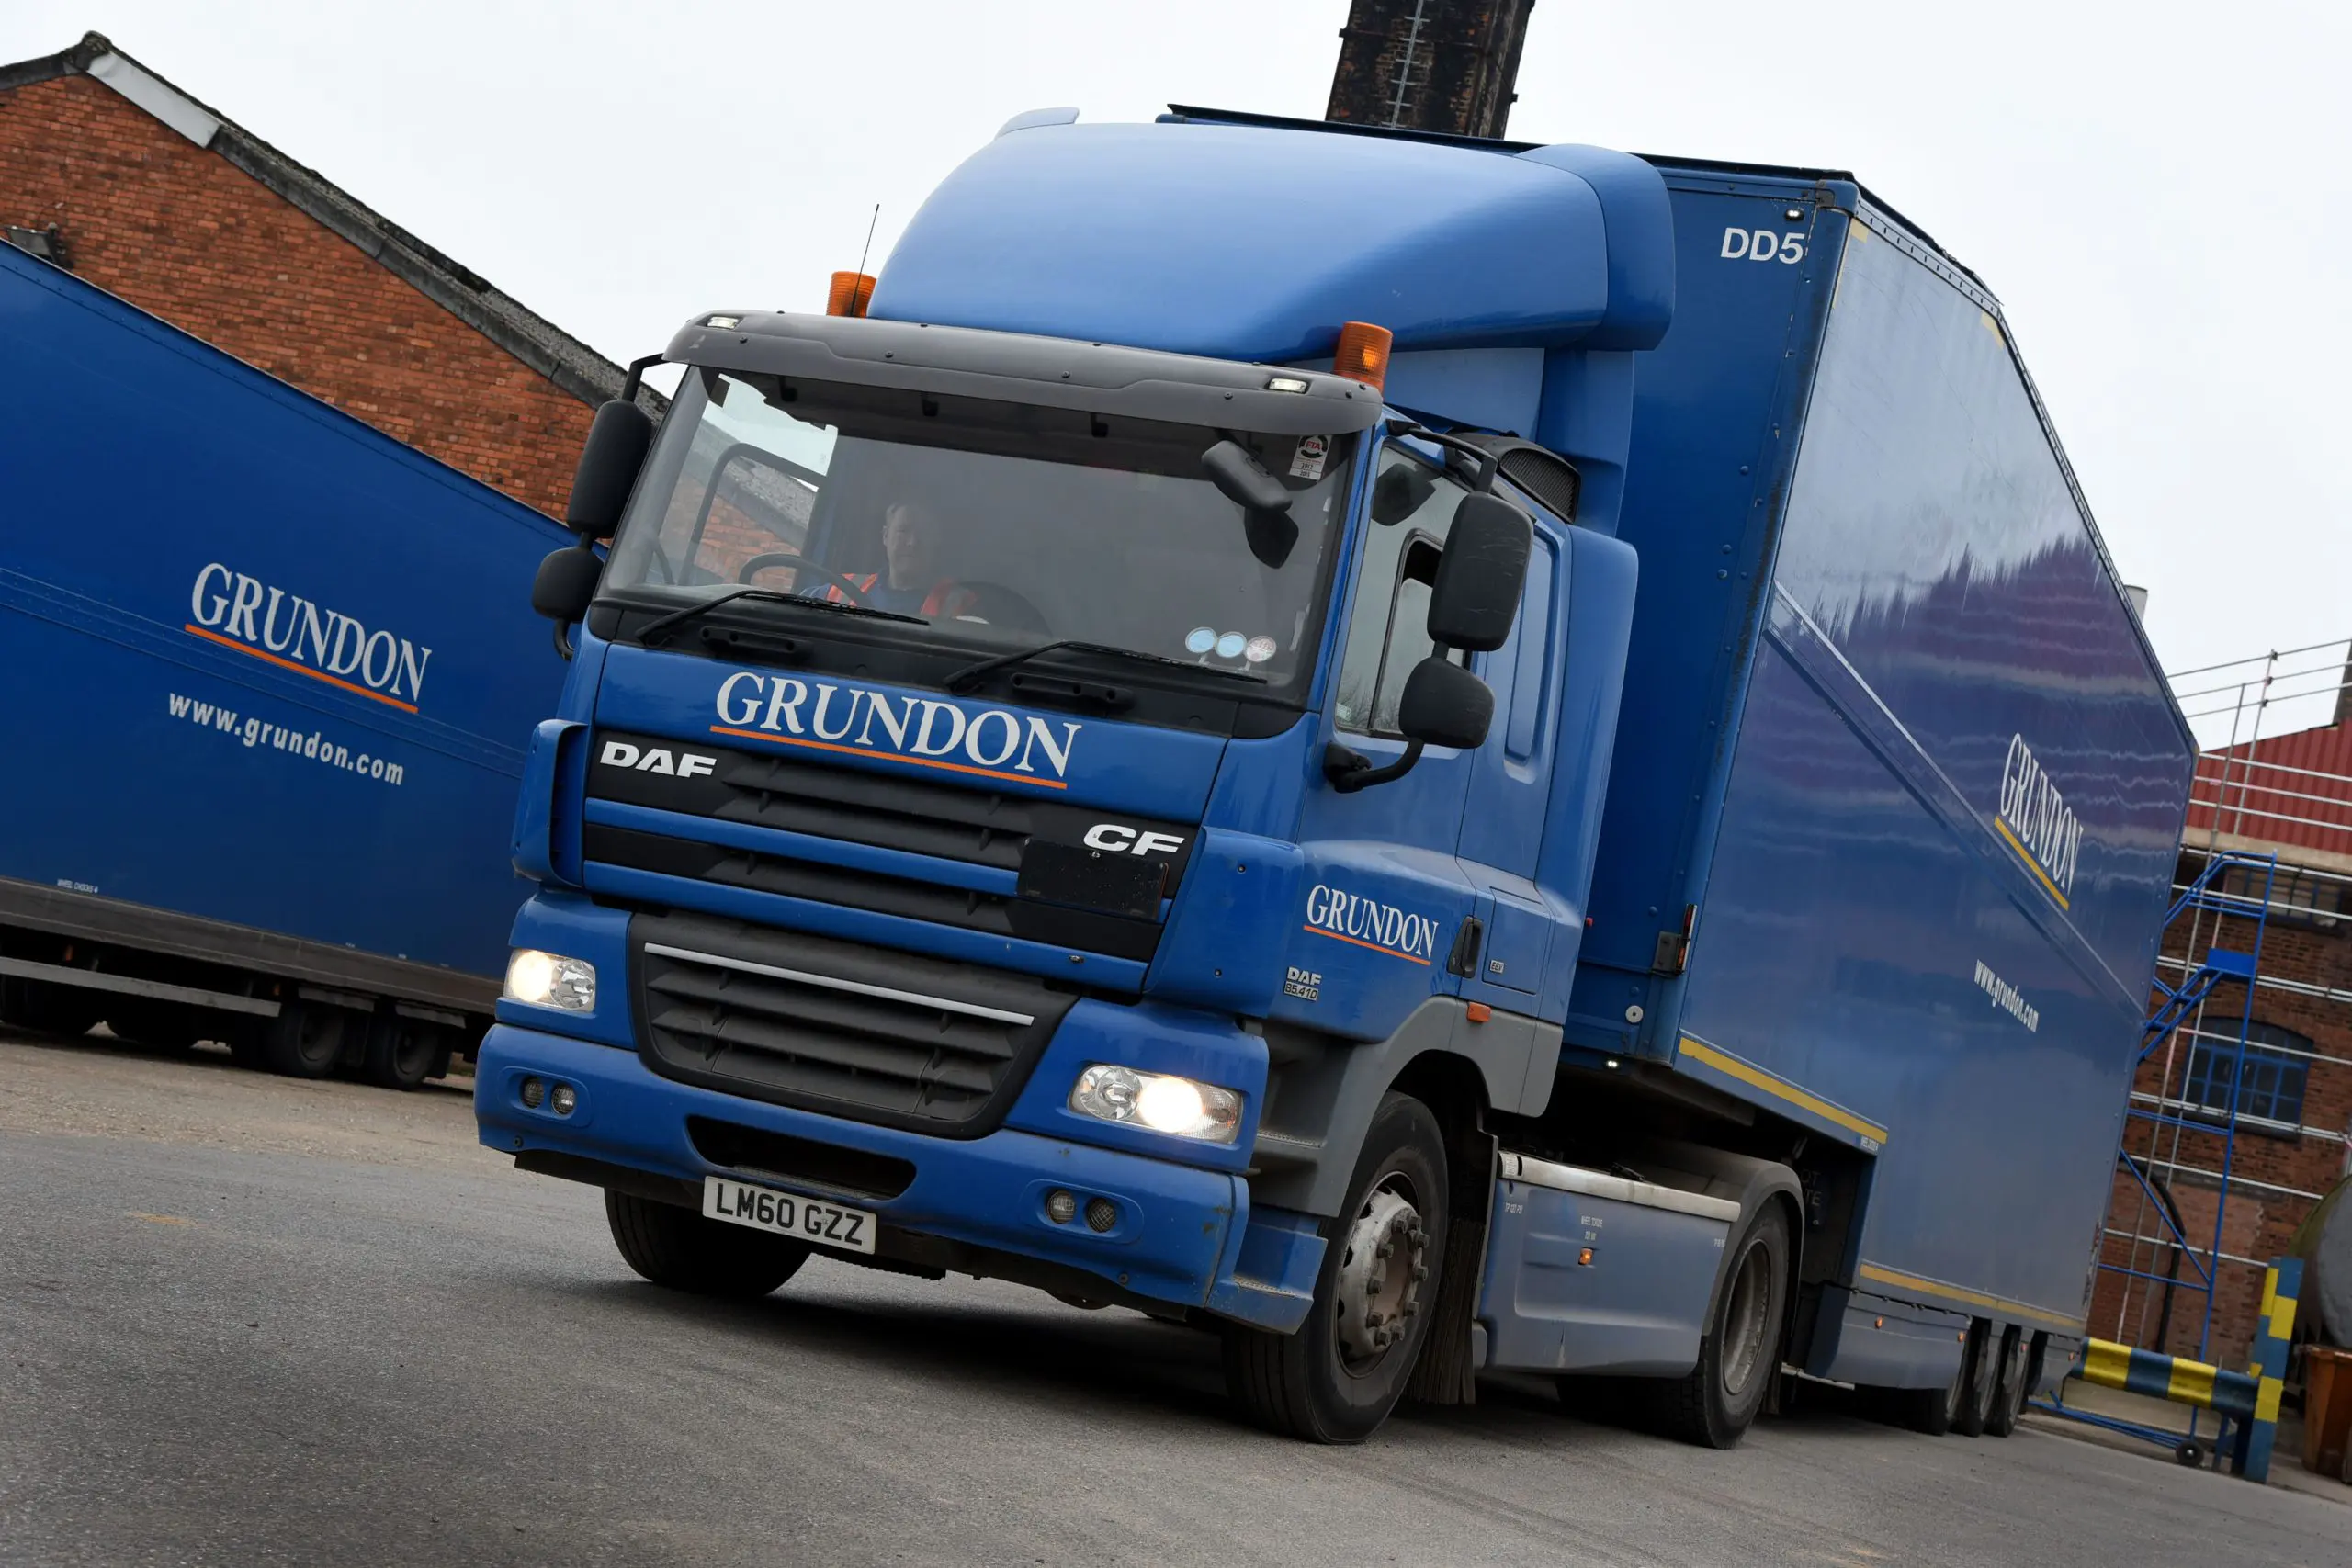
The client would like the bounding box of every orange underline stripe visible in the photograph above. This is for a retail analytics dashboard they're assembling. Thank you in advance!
[708,725,1069,789]
[183,625,419,713]
[1996,818,2070,908]
[1303,923,1432,965]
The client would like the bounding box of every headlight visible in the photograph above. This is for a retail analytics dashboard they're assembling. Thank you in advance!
[504,949,595,1011]
[1068,1064,1241,1144]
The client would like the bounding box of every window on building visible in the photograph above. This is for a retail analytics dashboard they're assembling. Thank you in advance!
[2218,863,2346,929]
[2183,1021,2312,1127]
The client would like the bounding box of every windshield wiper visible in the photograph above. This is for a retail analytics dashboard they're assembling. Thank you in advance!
[945,639,1269,695]
[630,588,928,647]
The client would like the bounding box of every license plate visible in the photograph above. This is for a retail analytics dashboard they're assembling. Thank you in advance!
[703,1175,877,1255]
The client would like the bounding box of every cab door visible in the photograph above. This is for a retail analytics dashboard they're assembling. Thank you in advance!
[1457,518,1566,1012]
[1281,443,1483,1038]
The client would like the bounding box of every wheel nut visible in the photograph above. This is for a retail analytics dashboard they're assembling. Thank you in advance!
[1412,1262,1429,1280]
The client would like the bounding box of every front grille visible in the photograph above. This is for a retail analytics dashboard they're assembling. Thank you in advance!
[586,822,1163,960]
[709,750,1037,869]
[631,911,1076,1136]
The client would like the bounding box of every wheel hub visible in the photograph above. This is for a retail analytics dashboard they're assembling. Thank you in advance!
[1334,1184,1428,1366]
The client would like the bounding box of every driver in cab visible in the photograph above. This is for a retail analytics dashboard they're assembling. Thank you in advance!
[827,502,975,619]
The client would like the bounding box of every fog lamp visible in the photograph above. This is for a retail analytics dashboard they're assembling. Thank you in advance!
[520,1076,545,1110]
[549,1083,578,1116]
[504,949,595,1011]
[1046,1190,1078,1224]
[1068,1064,1241,1144]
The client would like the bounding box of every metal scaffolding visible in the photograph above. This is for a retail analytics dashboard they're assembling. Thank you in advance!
[2047,637,2352,1458]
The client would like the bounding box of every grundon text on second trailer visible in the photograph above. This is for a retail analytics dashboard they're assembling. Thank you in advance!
[479,106,2194,1446]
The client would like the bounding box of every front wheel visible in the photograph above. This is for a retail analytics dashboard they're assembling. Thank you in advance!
[1646,1201,1792,1448]
[1224,1092,1449,1443]
[605,1190,809,1299]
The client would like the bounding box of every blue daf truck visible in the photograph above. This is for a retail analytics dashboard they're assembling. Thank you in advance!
[0,239,571,1085]
[481,107,2195,1444]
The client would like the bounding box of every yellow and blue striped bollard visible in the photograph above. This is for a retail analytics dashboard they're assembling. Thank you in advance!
[2239,1258,2302,1483]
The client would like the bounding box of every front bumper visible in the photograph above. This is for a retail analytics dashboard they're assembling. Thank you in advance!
[478,1023,1256,1314]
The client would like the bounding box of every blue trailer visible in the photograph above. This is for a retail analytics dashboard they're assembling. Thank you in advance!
[0,239,571,1085]
[481,107,2193,1443]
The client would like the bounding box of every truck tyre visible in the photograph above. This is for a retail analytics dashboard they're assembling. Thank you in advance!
[1646,1201,1792,1449]
[262,1001,347,1078]
[363,1016,448,1090]
[1880,1356,1965,1436]
[1223,1092,1449,1444]
[1,978,102,1038]
[605,1190,808,1298]
[1984,1324,2030,1437]
[1953,1319,1999,1437]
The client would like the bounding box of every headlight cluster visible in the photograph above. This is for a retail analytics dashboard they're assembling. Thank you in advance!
[1068,1063,1241,1145]
[504,949,596,1012]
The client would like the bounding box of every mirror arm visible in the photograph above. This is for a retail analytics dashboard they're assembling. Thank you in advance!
[617,353,667,407]
[1385,421,1501,493]
[1324,739,1423,794]
[552,620,576,662]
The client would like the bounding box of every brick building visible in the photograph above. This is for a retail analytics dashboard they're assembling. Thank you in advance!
[2094,707,2352,1361]
[0,32,636,515]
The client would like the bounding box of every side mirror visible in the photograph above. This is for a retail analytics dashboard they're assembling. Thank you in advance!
[1397,656,1494,750]
[533,543,602,625]
[1427,492,1532,652]
[565,400,653,538]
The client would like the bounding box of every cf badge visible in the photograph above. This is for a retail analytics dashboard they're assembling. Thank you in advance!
[1082,823,1186,857]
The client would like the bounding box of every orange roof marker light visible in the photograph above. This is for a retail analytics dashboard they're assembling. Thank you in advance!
[1332,321,1393,393]
[827,271,876,318]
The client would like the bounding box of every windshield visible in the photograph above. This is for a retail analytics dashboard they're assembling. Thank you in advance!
[603,368,1359,693]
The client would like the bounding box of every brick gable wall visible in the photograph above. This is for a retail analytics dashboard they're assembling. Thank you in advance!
[0,73,590,515]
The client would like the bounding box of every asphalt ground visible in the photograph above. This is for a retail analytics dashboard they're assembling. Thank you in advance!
[3,1030,2346,1567]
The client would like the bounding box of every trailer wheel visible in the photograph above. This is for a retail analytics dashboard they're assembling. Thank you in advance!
[1223,1092,1448,1444]
[363,1016,449,1090]
[1953,1319,2000,1437]
[1880,1356,1964,1436]
[1983,1324,2030,1437]
[605,1190,808,1298]
[1647,1201,1792,1448]
[262,1001,347,1078]
[0,978,102,1038]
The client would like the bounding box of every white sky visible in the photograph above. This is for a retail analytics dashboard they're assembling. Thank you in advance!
[9,2,2346,742]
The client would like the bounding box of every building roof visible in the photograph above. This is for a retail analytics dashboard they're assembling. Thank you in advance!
[2188,712,2352,873]
[0,32,643,411]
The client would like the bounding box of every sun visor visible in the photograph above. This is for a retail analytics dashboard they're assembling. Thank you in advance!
[868,121,1675,364]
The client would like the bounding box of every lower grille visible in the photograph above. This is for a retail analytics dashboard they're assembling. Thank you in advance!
[631,911,1074,1136]
[686,1116,917,1201]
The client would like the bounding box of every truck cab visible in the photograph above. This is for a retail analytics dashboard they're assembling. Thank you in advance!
[482,110,1669,1443]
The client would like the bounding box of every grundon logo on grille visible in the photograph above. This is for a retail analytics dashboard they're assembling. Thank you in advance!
[712,671,1083,787]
